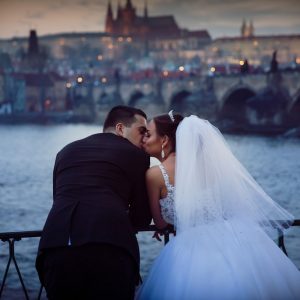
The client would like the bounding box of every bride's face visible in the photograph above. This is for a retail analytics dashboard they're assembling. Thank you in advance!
[142,120,163,158]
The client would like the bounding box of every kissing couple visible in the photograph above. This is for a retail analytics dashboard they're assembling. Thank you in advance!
[36,105,300,300]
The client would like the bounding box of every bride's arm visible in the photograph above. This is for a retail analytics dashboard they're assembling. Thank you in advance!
[145,167,168,230]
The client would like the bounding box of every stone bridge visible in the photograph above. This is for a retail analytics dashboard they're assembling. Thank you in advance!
[76,70,300,126]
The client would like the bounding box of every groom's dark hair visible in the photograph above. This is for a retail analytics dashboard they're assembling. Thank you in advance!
[103,105,147,131]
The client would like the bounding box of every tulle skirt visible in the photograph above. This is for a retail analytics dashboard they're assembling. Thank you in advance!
[136,221,300,300]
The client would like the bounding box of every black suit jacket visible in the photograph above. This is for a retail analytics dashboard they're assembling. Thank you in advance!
[37,133,151,277]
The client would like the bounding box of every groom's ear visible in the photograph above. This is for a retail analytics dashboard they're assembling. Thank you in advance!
[115,122,125,137]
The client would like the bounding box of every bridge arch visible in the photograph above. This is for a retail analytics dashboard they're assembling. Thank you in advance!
[169,90,193,113]
[219,85,256,123]
[128,90,145,107]
[287,90,300,126]
[97,90,123,108]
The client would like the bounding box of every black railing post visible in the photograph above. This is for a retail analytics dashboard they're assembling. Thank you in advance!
[277,228,288,256]
[0,238,30,300]
[0,241,13,298]
[10,238,30,299]
[37,283,43,300]
[164,231,170,244]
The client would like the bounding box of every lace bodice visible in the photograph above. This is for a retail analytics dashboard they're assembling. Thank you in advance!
[159,164,175,225]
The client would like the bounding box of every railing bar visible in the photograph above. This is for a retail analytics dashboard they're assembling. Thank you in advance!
[293,220,300,226]
[0,231,42,241]
[0,219,298,240]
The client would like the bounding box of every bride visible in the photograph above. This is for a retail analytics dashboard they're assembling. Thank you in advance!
[136,112,300,300]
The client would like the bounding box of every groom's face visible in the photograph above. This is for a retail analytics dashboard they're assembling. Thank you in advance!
[123,114,147,149]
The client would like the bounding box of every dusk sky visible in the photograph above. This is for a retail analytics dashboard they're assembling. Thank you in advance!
[0,0,300,39]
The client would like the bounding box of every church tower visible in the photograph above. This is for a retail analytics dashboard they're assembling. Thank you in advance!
[144,0,148,19]
[105,1,114,34]
[249,20,254,37]
[241,19,247,37]
[117,1,122,19]
[125,0,133,9]
[28,30,39,57]
[241,19,254,38]
[122,0,136,35]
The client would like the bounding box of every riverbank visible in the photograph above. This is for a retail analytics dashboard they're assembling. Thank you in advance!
[0,112,94,125]
[1,113,299,137]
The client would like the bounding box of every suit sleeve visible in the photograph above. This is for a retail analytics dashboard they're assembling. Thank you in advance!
[129,153,152,228]
[52,153,59,202]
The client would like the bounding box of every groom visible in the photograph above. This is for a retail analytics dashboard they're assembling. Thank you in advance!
[36,106,152,300]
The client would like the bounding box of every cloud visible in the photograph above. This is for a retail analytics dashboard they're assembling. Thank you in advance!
[26,11,45,19]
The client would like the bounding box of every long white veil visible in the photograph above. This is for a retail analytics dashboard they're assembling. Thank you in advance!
[174,116,294,239]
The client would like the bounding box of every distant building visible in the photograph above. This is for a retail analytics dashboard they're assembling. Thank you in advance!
[205,34,300,70]
[0,3,299,77]
[0,72,5,104]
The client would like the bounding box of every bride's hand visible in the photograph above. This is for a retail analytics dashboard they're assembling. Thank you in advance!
[152,224,175,241]
[152,230,163,241]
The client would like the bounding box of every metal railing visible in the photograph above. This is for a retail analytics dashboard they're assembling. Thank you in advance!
[0,221,299,300]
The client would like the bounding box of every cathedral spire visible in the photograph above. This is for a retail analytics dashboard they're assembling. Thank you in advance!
[126,0,133,9]
[249,20,254,37]
[117,1,121,19]
[144,0,148,18]
[28,29,39,56]
[241,19,246,37]
[105,1,114,33]
[107,1,113,17]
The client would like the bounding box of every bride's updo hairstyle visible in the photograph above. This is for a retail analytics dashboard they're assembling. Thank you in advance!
[153,111,184,153]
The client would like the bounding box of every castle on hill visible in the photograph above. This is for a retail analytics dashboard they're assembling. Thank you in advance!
[104,0,210,40]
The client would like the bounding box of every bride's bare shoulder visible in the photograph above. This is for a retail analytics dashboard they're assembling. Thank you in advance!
[146,166,162,183]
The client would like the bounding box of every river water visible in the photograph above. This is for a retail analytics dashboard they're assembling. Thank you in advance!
[0,124,299,298]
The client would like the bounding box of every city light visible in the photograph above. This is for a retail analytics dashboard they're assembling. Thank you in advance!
[179,66,184,72]
[101,77,107,83]
[296,58,300,64]
[240,60,245,66]
[77,76,84,84]
[66,82,72,88]
[163,70,169,77]
[97,54,103,61]
[126,37,132,42]
[44,99,51,108]
[118,37,124,42]
[210,67,216,73]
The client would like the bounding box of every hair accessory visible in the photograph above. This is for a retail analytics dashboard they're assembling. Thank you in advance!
[168,110,175,122]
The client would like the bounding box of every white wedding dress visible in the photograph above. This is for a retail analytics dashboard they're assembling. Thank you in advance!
[136,116,300,300]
